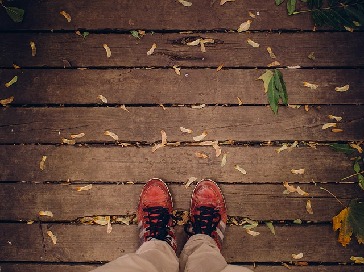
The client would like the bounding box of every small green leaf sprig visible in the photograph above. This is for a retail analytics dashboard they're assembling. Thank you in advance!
[0,0,25,23]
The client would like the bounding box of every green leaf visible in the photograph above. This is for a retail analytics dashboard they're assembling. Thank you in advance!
[347,199,364,241]
[5,6,24,23]
[329,143,355,154]
[5,75,18,87]
[82,32,89,38]
[275,0,285,5]
[287,0,297,15]
[354,159,361,173]
[258,70,274,93]
[274,69,288,105]
[358,174,364,190]
[130,30,140,39]
[293,219,302,224]
[265,221,276,235]
[267,77,279,114]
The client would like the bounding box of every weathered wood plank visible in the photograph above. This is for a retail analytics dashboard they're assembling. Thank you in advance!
[0,145,356,183]
[1,69,363,105]
[1,183,361,221]
[0,106,362,143]
[1,33,363,68]
[1,263,362,272]
[0,0,314,31]
[0,224,362,262]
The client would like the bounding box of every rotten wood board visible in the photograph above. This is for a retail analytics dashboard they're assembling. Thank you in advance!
[1,69,363,105]
[0,224,362,262]
[0,106,362,143]
[1,183,361,222]
[1,33,363,68]
[0,0,314,31]
[0,145,356,184]
[1,263,362,272]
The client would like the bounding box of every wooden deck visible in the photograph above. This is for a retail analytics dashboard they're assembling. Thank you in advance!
[0,0,364,271]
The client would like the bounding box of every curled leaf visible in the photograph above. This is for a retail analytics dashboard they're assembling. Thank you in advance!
[191,104,206,109]
[70,132,85,139]
[246,229,260,236]
[172,65,181,75]
[193,131,208,141]
[5,76,18,87]
[152,130,167,152]
[306,200,313,214]
[237,20,252,32]
[237,97,243,105]
[185,177,197,188]
[39,156,47,171]
[103,44,111,58]
[322,123,336,130]
[60,10,72,22]
[350,256,364,264]
[328,115,342,122]
[332,128,343,133]
[97,94,108,103]
[267,61,281,67]
[187,39,201,46]
[283,181,297,193]
[0,96,14,106]
[178,0,192,6]
[248,11,256,18]
[247,38,260,48]
[212,142,222,157]
[62,138,76,145]
[47,231,57,245]
[267,47,276,59]
[335,85,350,92]
[147,43,157,55]
[30,41,36,57]
[296,186,309,196]
[234,165,247,175]
[216,64,224,71]
[220,0,235,5]
[120,105,129,112]
[104,130,119,141]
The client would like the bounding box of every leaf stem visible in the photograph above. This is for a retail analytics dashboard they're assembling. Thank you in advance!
[319,186,345,207]
[341,170,364,181]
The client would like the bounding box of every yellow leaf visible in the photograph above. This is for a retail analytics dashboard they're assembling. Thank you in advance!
[191,104,206,109]
[276,144,289,153]
[76,184,93,191]
[39,210,54,217]
[291,169,305,175]
[328,115,342,122]
[47,230,57,245]
[30,41,36,57]
[248,11,256,18]
[303,82,318,90]
[267,61,281,67]
[234,165,247,175]
[97,94,108,103]
[237,20,252,32]
[120,105,130,112]
[103,44,111,58]
[60,10,71,22]
[267,47,276,59]
[304,105,309,112]
[172,65,181,75]
[13,64,21,69]
[221,153,227,167]
[61,138,76,145]
[180,127,192,134]
[237,97,243,105]
[185,177,197,188]
[296,186,309,196]
[212,142,221,157]
[322,123,336,130]
[247,38,260,48]
[199,38,214,53]
[292,253,304,260]
[350,143,362,153]
[187,39,201,46]
[147,43,157,55]
[283,181,296,193]
[350,256,364,264]
[5,76,18,87]
[344,26,354,32]
[193,131,208,141]
[332,128,343,133]
[104,130,119,141]
[178,0,192,6]
[333,207,352,247]
[335,84,350,92]
[39,156,47,171]
[70,132,85,139]
[0,96,14,106]
[306,200,313,215]
[220,0,235,5]
[216,64,224,71]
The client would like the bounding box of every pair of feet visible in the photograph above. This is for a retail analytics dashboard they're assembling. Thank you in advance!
[137,178,227,252]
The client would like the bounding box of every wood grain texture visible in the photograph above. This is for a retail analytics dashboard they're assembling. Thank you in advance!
[0,106,362,143]
[0,0,314,31]
[1,183,361,222]
[0,145,355,184]
[1,263,362,272]
[1,69,363,105]
[0,224,363,262]
[1,33,363,68]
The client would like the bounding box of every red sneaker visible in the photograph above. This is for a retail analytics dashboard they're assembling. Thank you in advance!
[137,178,177,251]
[185,179,227,250]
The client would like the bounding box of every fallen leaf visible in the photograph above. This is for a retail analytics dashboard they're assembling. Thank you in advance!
[265,221,276,235]
[185,177,197,188]
[198,140,216,146]
[287,65,301,69]
[172,65,181,75]
[97,94,108,103]
[39,211,54,217]
[191,104,206,109]
[308,52,315,60]
[296,186,309,196]
[322,123,337,130]
[291,169,305,175]
[39,156,47,171]
[344,26,354,32]
[282,263,291,269]
[237,20,252,32]
[61,138,76,145]
[332,128,344,133]
[220,0,235,5]
[70,132,85,139]
[120,105,130,112]
[0,96,14,106]
[212,142,222,157]
[288,104,301,109]
[60,10,71,22]
[349,143,362,153]
[187,39,201,46]
[267,61,281,67]
[237,97,243,105]
[195,152,208,159]
[30,41,36,57]
[104,130,119,141]
[304,105,309,112]
[293,219,302,224]
[178,0,193,6]
[246,229,260,236]
[107,219,112,234]
[276,144,289,153]
[258,70,274,93]
[180,127,193,134]
[5,6,24,23]
[76,184,93,191]
[248,11,256,18]
[306,200,313,214]
[193,131,208,141]
[328,115,342,122]
[303,82,318,90]
[47,231,57,245]
[103,44,111,58]
[5,76,18,87]
[247,38,260,48]
[199,38,214,53]
[267,47,276,59]
[159,104,166,110]
[130,30,140,39]
[292,253,304,260]
[147,43,157,55]
[152,130,167,152]
[13,64,21,69]
[216,64,224,71]
[335,85,350,92]
[283,181,297,193]
[234,165,247,175]
[27,220,34,224]
[221,153,227,167]
[95,216,110,226]
[350,256,364,264]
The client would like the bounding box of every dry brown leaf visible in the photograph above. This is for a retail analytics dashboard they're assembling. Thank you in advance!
[303,82,319,90]
[304,105,309,112]
[1,96,14,106]
[104,130,119,141]
[246,229,260,236]
[221,153,227,167]
[97,94,108,103]
[247,38,260,48]
[322,123,337,130]
[335,85,350,92]
[70,132,85,139]
[267,61,281,67]
[30,41,36,57]
[333,207,352,247]
[296,186,309,196]
[47,231,57,245]
[172,65,181,75]
[350,143,362,153]
[103,44,111,58]
[193,131,208,141]
[237,20,252,32]
[283,181,297,193]
[306,200,313,214]
[62,138,76,145]
[212,142,222,157]
[267,47,276,59]
[39,156,47,171]
[180,127,193,134]
[292,253,304,260]
[237,97,243,105]
[147,43,157,55]
[185,177,197,188]
[332,128,343,133]
[39,211,54,217]
[195,152,208,159]
[248,11,256,18]
[328,115,342,122]
[60,10,71,22]
[235,165,247,175]
[220,0,235,5]
[216,64,223,71]
[191,104,206,109]
[76,184,93,191]
[291,169,305,175]
[178,0,192,6]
